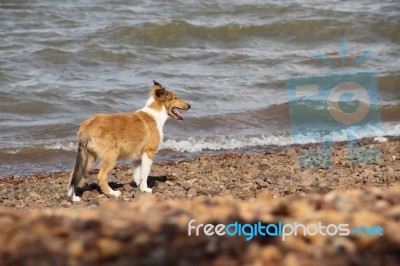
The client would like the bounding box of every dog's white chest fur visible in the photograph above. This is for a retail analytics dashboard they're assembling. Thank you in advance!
[141,97,168,142]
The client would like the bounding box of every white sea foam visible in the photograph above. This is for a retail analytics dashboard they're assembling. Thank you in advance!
[160,122,400,152]
[2,142,77,154]
[44,142,77,151]
[160,134,293,152]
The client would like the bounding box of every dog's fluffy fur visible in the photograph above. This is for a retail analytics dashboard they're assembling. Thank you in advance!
[67,81,190,201]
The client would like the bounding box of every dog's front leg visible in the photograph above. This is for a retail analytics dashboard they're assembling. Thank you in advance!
[132,160,142,187]
[139,153,153,193]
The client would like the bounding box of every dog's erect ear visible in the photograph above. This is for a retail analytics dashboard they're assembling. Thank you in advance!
[155,87,166,98]
[152,80,166,99]
[153,80,162,87]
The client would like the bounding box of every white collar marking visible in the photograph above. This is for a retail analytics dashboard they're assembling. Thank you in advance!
[141,97,168,142]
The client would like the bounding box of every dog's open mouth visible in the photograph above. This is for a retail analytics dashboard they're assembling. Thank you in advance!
[171,107,184,120]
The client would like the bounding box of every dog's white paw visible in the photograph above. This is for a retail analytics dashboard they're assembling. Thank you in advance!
[70,195,81,202]
[133,178,141,187]
[109,190,122,198]
[140,187,152,193]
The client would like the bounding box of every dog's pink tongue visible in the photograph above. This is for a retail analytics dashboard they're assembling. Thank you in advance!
[176,110,183,120]
[173,108,183,120]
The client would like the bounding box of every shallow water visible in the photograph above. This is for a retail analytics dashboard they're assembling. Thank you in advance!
[1,0,399,176]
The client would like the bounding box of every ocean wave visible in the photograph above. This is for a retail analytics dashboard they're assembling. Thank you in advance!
[161,122,400,152]
[33,48,76,64]
[1,142,76,155]
[161,134,291,153]
[105,19,354,47]
[45,142,76,152]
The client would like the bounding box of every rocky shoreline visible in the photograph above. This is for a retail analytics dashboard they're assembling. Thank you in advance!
[0,139,399,265]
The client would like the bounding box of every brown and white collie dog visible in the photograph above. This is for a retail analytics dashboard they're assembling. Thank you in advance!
[67,81,190,201]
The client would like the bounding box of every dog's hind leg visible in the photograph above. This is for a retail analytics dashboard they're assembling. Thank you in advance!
[86,151,96,173]
[97,154,121,198]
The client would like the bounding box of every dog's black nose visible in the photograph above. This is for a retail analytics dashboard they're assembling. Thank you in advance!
[187,104,191,109]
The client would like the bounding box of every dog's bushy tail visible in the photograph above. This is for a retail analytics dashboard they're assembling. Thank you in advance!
[67,138,89,200]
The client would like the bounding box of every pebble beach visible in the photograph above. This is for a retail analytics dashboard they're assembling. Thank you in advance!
[0,138,399,265]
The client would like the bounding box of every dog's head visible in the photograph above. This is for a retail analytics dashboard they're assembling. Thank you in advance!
[151,80,191,120]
